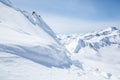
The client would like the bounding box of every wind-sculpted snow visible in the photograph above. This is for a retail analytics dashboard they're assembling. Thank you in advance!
[0,1,72,68]
[0,0,120,80]
[0,44,71,68]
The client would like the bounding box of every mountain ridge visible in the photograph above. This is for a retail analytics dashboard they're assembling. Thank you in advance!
[57,27,120,53]
[0,0,72,68]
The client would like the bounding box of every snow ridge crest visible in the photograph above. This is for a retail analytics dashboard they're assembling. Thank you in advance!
[0,0,13,7]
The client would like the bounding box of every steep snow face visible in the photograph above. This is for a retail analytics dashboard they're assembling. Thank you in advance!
[58,27,120,53]
[32,13,57,38]
[0,0,12,7]
[0,1,71,68]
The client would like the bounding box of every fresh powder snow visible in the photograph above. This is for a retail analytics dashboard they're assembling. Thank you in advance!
[0,0,120,80]
[0,0,72,68]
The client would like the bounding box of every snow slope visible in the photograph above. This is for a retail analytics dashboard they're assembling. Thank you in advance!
[0,0,120,80]
[70,45,120,80]
[0,43,120,80]
[57,27,120,80]
[0,0,71,68]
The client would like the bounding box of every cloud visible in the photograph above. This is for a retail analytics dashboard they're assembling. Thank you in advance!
[41,13,120,34]
[11,0,120,34]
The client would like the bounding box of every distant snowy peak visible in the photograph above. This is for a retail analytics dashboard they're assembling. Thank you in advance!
[95,27,118,36]
[100,26,118,32]
[83,27,119,40]
[58,27,120,53]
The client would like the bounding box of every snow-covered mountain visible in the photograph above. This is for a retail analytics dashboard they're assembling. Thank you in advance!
[0,0,120,80]
[57,27,120,80]
[57,27,120,54]
[0,0,72,68]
